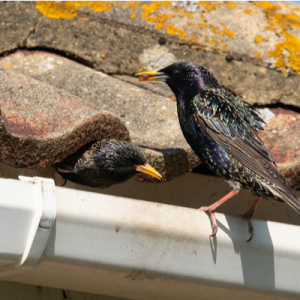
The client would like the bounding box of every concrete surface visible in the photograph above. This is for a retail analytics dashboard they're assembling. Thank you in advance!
[1,2,300,107]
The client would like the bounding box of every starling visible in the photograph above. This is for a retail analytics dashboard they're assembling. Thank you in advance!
[55,139,162,188]
[137,61,300,241]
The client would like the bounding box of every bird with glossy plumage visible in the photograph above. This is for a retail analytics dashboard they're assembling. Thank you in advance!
[137,61,300,241]
[55,139,162,188]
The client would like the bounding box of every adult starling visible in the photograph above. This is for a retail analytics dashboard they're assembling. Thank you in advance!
[55,139,162,188]
[137,61,300,241]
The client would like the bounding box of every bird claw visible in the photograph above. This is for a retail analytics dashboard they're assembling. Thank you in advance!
[210,226,218,237]
[239,212,254,242]
[239,197,261,242]
[246,233,253,243]
[199,206,218,238]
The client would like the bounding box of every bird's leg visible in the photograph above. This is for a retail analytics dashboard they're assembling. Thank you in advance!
[239,197,261,242]
[199,189,240,237]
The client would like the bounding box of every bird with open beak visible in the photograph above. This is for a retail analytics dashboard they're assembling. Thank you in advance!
[55,139,162,188]
[137,61,300,241]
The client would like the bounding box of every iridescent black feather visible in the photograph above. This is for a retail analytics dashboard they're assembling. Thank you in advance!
[54,139,147,188]
[159,61,300,213]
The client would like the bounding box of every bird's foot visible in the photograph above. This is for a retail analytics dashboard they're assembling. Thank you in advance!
[199,206,218,237]
[239,197,261,242]
[198,190,240,238]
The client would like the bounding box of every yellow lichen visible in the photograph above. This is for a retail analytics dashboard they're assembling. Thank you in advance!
[278,32,300,74]
[209,25,220,36]
[244,8,253,14]
[35,1,234,49]
[36,2,77,19]
[254,50,264,59]
[198,1,222,12]
[225,2,235,9]
[141,2,188,40]
[254,1,300,74]
[124,1,140,11]
[166,24,187,40]
[220,22,235,38]
[189,35,199,44]
[197,22,208,29]
[183,11,194,19]
[88,2,121,12]
[36,1,121,19]
[254,35,263,43]
[124,1,140,18]
[253,1,280,11]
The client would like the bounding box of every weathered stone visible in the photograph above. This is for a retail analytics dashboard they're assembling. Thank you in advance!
[0,51,199,180]
[1,2,300,108]
[30,1,300,73]
[0,2,39,53]
[257,108,275,124]
[26,5,157,75]
[0,68,129,168]
[260,108,300,189]
[138,45,177,70]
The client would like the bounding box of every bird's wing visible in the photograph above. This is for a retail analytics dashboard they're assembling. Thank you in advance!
[54,141,98,174]
[192,89,288,190]
[193,89,274,163]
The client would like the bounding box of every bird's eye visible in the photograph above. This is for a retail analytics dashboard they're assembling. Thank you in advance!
[173,69,180,76]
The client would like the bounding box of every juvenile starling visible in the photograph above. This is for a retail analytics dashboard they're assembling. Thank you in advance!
[55,139,162,188]
[137,61,300,241]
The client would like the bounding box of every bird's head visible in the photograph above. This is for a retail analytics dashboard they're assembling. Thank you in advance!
[136,61,220,99]
[94,140,162,185]
[56,140,162,189]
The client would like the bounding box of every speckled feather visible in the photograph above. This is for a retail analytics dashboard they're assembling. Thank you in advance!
[54,139,147,188]
[159,61,300,212]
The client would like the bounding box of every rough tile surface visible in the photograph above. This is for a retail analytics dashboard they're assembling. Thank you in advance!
[0,52,200,180]
[0,68,129,168]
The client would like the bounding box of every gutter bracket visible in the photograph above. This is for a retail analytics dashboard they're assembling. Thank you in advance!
[0,176,56,278]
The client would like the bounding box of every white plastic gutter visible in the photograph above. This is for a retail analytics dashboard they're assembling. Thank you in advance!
[0,176,299,300]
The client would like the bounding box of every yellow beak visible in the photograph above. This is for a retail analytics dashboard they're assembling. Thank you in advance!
[136,163,162,180]
[135,70,168,82]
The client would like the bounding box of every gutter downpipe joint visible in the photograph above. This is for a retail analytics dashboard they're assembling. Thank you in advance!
[0,176,56,277]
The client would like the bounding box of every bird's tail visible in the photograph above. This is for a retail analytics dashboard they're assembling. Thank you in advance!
[261,181,300,213]
[278,187,300,213]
